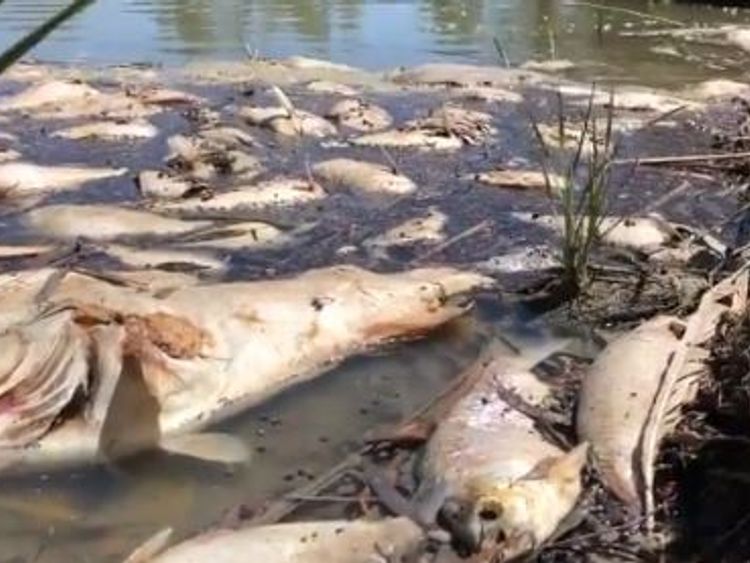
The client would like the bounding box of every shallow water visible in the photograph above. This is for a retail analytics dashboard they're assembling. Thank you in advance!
[1,1,750,86]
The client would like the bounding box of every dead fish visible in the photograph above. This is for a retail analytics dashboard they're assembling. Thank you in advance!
[135,88,202,106]
[521,59,576,72]
[511,212,679,253]
[419,342,588,558]
[326,99,392,132]
[52,120,158,141]
[470,170,565,193]
[406,105,495,145]
[452,86,523,104]
[0,310,89,448]
[0,147,20,163]
[0,243,54,259]
[578,272,747,511]
[179,221,288,250]
[25,204,210,240]
[352,129,462,150]
[365,207,447,256]
[306,80,359,96]
[389,63,541,89]
[166,135,263,181]
[312,158,415,195]
[136,517,422,563]
[577,316,683,506]
[0,162,128,196]
[138,171,196,201]
[159,178,326,215]
[101,243,226,272]
[0,265,491,475]
[0,80,101,112]
[284,55,359,73]
[241,106,337,137]
[198,126,256,149]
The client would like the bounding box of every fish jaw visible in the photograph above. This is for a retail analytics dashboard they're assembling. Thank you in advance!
[443,443,589,558]
[356,267,494,342]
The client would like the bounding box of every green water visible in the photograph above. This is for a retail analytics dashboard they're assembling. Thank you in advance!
[0,1,750,85]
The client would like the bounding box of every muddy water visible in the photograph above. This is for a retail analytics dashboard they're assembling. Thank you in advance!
[1,1,750,86]
[0,301,583,562]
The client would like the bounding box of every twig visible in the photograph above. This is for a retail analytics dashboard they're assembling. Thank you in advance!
[284,494,373,503]
[492,36,511,68]
[413,220,490,263]
[614,151,750,166]
[566,2,686,28]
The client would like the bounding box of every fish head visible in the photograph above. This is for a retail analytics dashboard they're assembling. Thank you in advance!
[440,443,589,558]
[345,267,493,341]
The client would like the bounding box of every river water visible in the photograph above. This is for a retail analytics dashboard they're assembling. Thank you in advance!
[0,1,750,85]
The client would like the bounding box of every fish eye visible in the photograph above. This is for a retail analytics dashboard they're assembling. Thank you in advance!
[479,508,499,521]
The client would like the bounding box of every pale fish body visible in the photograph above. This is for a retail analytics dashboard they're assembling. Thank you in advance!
[179,221,288,250]
[365,207,447,256]
[313,158,415,195]
[52,120,158,141]
[577,315,682,506]
[421,348,587,558]
[25,204,210,240]
[0,163,127,195]
[352,129,462,150]
[511,212,678,253]
[241,107,337,137]
[0,266,491,474]
[159,178,326,215]
[0,81,101,112]
[101,243,225,272]
[147,518,422,563]
[326,99,392,132]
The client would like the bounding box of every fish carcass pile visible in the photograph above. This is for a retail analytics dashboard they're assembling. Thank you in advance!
[0,57,750,562]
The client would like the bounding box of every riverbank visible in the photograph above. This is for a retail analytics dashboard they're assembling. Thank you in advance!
[1,56,750,561]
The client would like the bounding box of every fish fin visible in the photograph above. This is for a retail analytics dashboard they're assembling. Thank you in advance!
[124,527,173,563]
[159,432,251,464]
[546,442,589,486]
[485,335,573,369]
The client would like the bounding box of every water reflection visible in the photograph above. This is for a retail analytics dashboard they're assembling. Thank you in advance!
[0,0,749,85]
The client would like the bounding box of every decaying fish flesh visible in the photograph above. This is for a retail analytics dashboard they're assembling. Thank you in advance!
[198,126,256,149]
[25,204,210,240]
[511,212,679,253]
[52,120,159,141]
[470,169,565,193]
[0,265,490,474]
[419,343,588,558]
[0,80,101,112]
[241,106,337,138]
[306,80,359,96]
[365,207,447,256]
[138,171,196,201]
[326,99,392,132]
[159,178,326,215]
[166,134,263,180]
[312,158,415,195]
[405,105,495,145]
[0,243,54,260]
[352,129,462,150]
[389,63,541,89]
[139,517,422,563]
[578,272,747,510]
[179,221,288,250]
[101,243,225,272]
[0,162,128,196]
[0,310,89,448]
